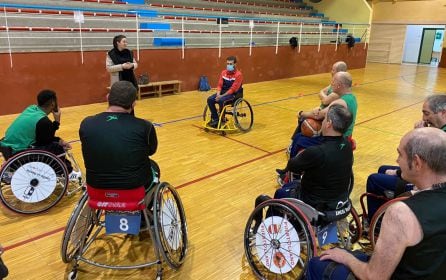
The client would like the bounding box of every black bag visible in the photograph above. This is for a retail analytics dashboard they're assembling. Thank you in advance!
[0,257,8,279]
[289,37,298,48]
[345,34,355,48]
[137,73,149,85]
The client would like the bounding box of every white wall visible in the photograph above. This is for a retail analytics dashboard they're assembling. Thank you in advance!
[402,25,445,63]
[433,30,444,52]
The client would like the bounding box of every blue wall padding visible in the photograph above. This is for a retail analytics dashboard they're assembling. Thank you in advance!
[140,22,171,30]
[153,38,185,46]
[126,0,145,4]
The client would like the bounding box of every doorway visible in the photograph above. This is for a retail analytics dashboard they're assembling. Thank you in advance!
[402,25,445,67]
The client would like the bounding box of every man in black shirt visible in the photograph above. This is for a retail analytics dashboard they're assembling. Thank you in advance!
[254,104,353,215]
[79,81,158,190]
[308,127,446,279]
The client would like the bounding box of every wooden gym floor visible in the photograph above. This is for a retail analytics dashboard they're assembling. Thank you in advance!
[0,62,445,279]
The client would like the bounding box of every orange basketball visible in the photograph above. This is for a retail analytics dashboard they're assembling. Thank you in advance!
[301,118,322,137]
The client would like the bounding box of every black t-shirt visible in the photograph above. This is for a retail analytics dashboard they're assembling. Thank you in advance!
[286,136,353,211]
[79,112,157,189]
[393,187,446,279]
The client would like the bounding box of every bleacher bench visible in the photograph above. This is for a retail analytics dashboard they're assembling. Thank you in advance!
[107,80,182,99]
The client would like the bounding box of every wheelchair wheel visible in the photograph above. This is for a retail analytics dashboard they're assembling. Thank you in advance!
[369,196,407,248]
[202,105,210,122]
[0,150,69,214]
[233,98,253,132]
[153,182,188,269]
[61,192,96,263]
[244,199,317,280]
[150,159,161,181]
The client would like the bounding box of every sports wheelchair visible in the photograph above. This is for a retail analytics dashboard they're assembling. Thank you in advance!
[244,197,361,279]
[0,142,83,214]
[60,164,188,280]
[203,92,254,135]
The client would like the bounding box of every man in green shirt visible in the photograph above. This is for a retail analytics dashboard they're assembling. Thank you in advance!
[0,90,79,180]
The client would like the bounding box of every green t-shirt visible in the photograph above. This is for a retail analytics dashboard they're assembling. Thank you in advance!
[0,105,47,153]
[341,93,357,137]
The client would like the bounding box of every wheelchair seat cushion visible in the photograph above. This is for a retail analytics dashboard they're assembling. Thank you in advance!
[87,185,146,211]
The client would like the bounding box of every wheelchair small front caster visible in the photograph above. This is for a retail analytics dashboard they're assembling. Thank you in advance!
[221,131,226,136]
[68,270,78,280]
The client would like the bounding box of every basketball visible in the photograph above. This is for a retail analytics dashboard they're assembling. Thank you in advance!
[301,118,322,137]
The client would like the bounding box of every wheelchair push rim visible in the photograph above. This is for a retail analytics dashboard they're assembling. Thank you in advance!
[61,192,96,263]
[153,182,188,269]
[0,150,69,214]
[233,98,253,132]
[244,199,316,280]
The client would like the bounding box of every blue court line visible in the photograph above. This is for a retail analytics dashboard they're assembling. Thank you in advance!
[154,69,433,127]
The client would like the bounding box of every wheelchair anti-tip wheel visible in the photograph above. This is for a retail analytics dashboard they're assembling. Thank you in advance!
[61,192,97,263]
[244,199,317,280]
[0,150,69,214]
[233,98,253,132]
[153,182,188,269]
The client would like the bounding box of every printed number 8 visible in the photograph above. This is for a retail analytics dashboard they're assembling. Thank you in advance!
[120,218,129,231]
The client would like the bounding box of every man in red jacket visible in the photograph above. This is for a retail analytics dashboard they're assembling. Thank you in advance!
[206,56,243,128]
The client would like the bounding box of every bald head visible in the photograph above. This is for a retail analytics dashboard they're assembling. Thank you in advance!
[331,72,352,94]
[333,61,347,72]
[402,127,446,175]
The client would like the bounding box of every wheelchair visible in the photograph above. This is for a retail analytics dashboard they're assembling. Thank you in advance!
[0,142,84,214]
[60,165,188,280]
[203,92,254,135]
[244,197,361,279]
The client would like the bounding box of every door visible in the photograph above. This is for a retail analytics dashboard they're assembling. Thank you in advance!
[418,29,436,64]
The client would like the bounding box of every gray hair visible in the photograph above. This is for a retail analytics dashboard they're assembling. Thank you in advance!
[426,95,446,113]
[404,128,446,174]
[109,81,137,110]
[327,104,353,134]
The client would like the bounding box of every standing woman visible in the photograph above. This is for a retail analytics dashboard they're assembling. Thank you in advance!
[106,35,138,88]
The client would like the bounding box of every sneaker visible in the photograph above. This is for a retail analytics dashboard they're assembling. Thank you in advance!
[207,120,218,128]
[69,170,82,182]
[275,168,287,176]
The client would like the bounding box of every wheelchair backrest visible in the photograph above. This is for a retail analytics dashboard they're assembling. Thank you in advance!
[282,198,322,223]
[87,185,146,211]
[321,199,351,223]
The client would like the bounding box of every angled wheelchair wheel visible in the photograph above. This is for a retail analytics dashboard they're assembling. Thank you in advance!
[150,159,161,182]
[244,199,317,280]
[233,98,253,132]
[0,150,69,214]
[61,192,96,263]
[202,105,211,122]
[153,182,188,269]
[369,196,407,248]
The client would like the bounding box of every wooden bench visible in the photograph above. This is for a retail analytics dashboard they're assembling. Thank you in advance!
[106,80,182,100]
[137,80,182,99]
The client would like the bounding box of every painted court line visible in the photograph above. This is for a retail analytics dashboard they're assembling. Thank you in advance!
[2,70,434,252]
[191,124,271,154]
